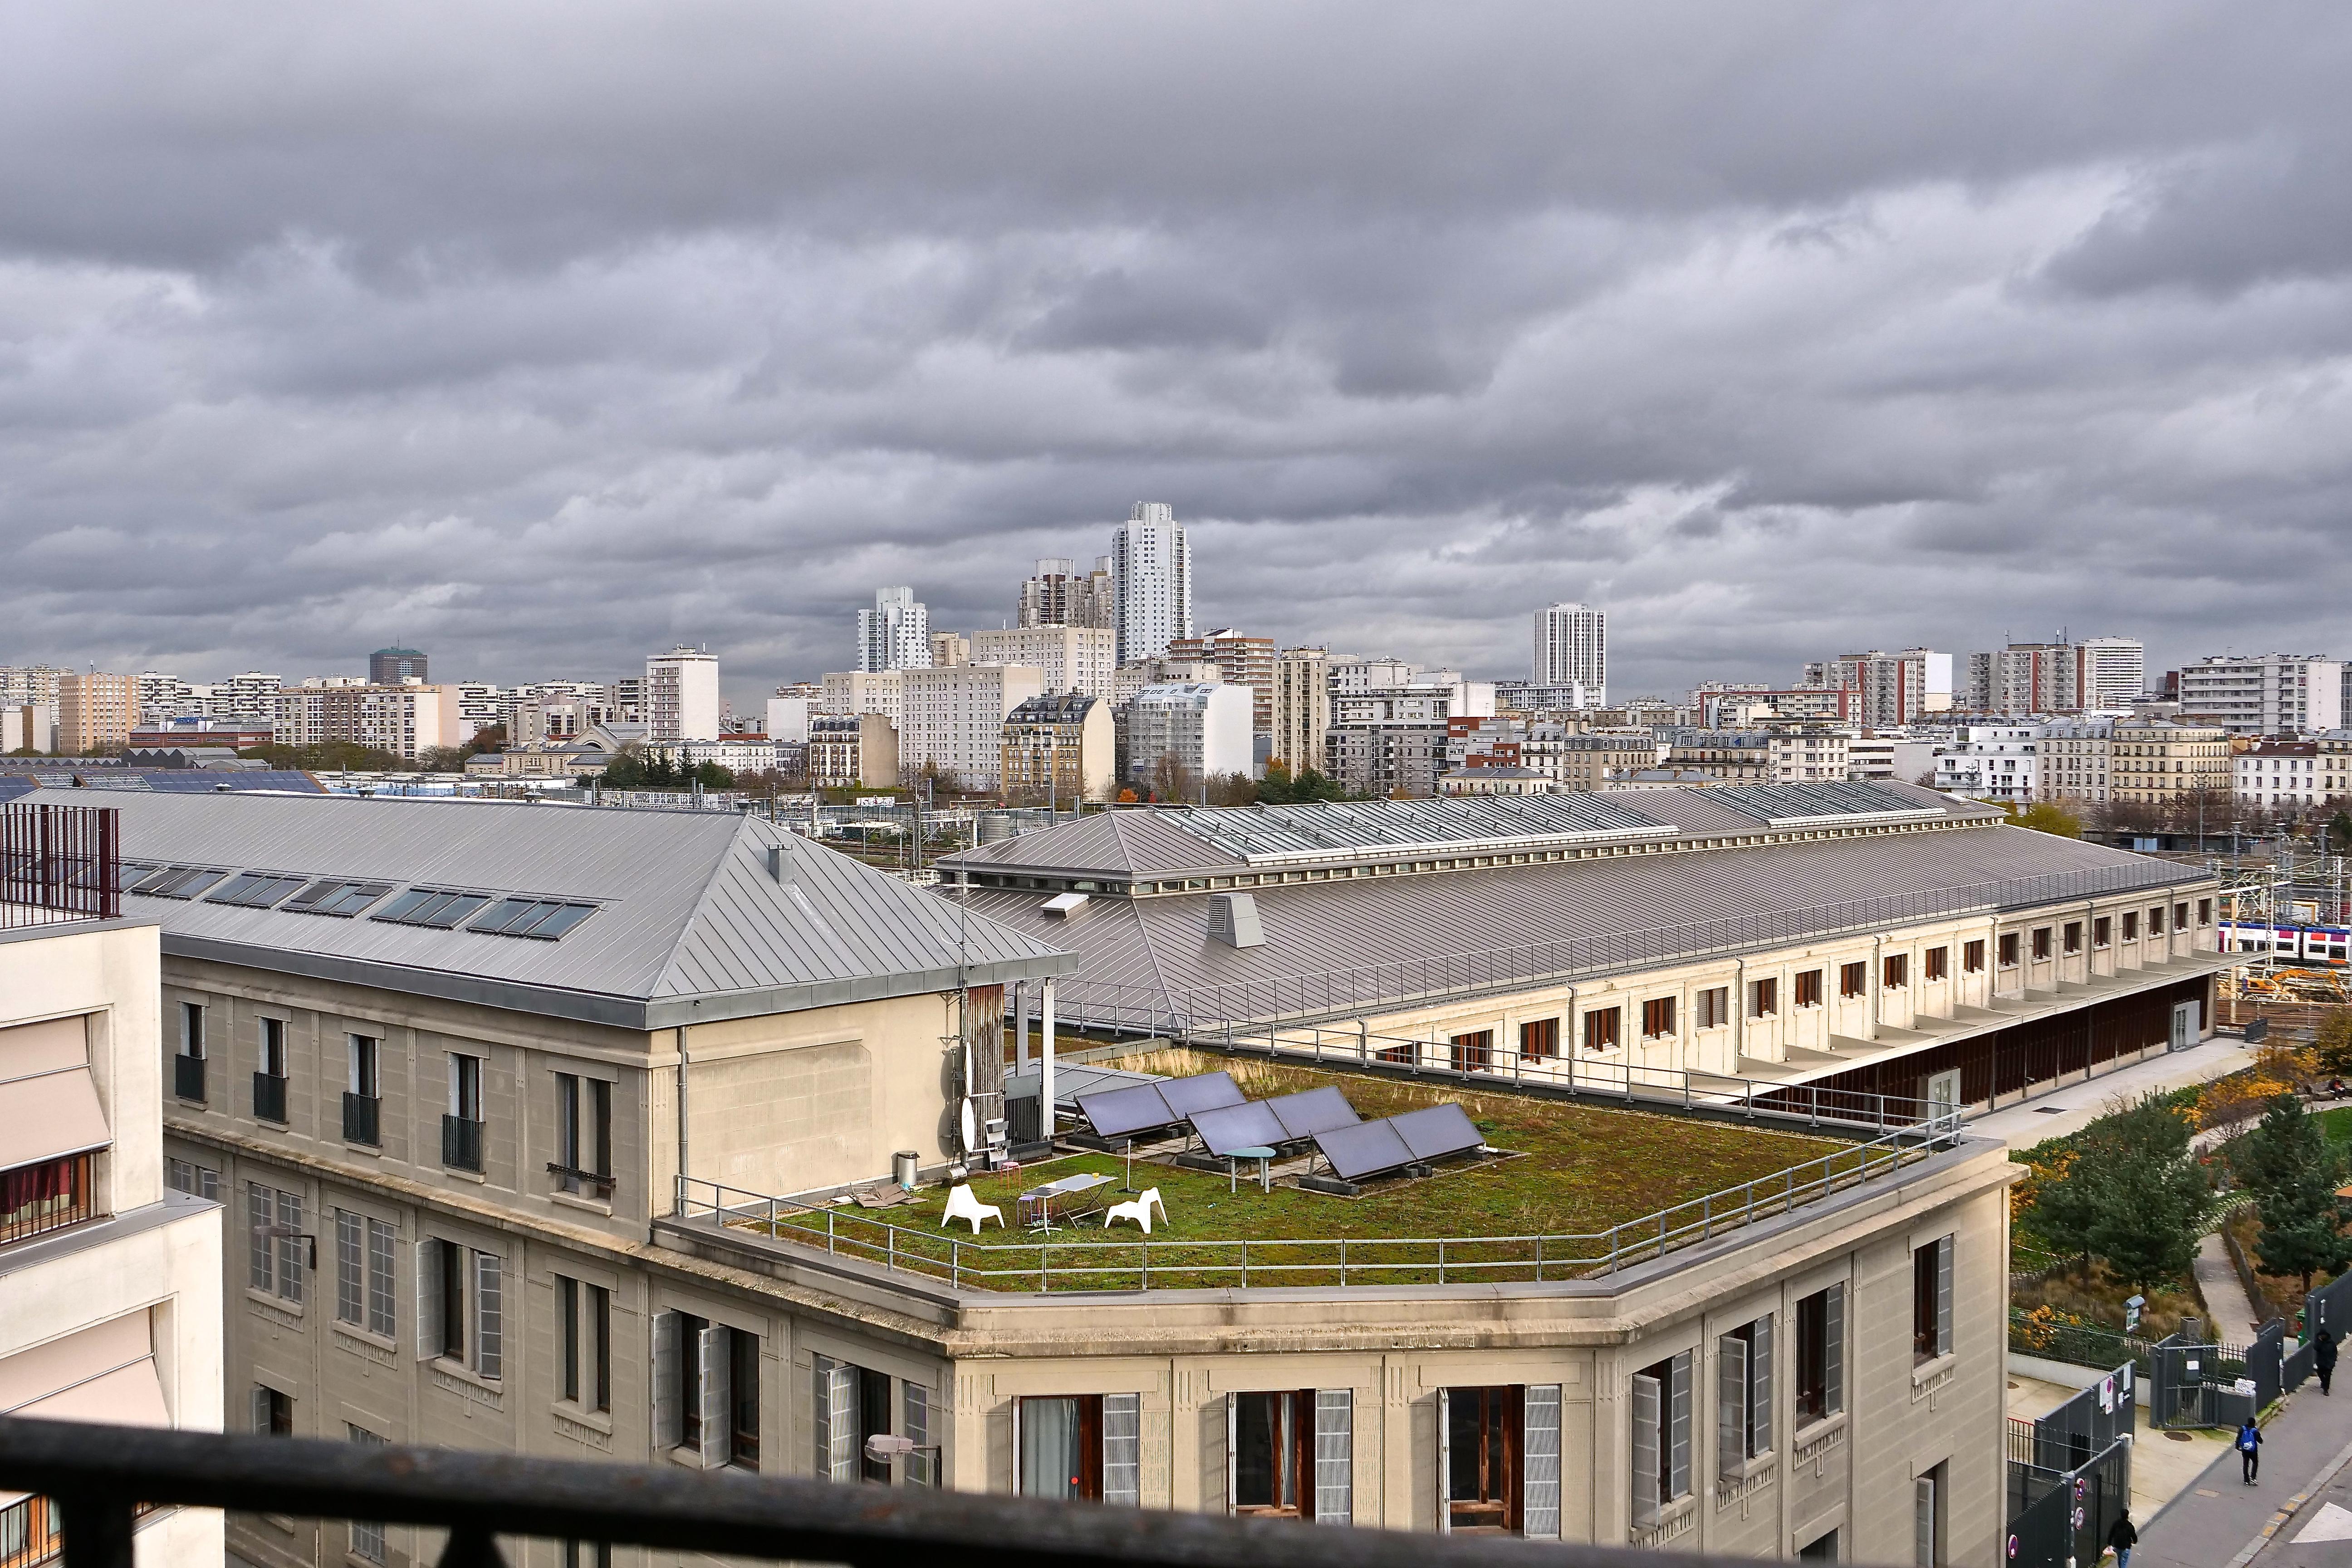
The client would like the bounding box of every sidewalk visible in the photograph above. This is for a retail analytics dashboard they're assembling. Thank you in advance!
[1968,1035,2255,1151]
[2200,1230,2272,1342]
[2138,1382,2352,1568]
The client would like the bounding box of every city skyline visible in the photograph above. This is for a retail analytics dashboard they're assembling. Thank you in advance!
[5,5,2351,708]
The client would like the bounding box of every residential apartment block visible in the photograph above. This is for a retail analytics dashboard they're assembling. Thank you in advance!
[1111,503,1191,664]
[1269,648,1342,779]
[973,625,1118,698]
[819,670,904,731]
[1532,603,1606,703]
[2,804,224,1568]
[1000,693,1115,805]
[900,663,1044,791]
[856,588,931,674]
[644,648,721,743]
[1165,631,1275,735]
[1014,557,1115,631]
[1124,682,1252,791]
[2177,654,2345,736]
[274,684,464,761]
[807,712,898,790]
[58,671,139,755]
[2108,720,2230,809]
[1931,727,2039,804]
[1802,650,1950,728]
[2236,740,2326,810]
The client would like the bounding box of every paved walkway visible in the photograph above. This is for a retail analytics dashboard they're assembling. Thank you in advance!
[1968,1034,2256,1150]
[2139,1382,2352,1568]
[2200,1230,2273,1342]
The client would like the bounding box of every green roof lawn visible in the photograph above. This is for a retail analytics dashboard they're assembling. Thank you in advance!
[737,1049,1862,1290]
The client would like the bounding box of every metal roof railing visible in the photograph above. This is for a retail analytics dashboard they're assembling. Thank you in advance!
[1058,859,2214,1031]
[0,801,119,929]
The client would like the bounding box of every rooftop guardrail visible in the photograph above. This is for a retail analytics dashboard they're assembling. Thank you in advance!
[0,801,118,930]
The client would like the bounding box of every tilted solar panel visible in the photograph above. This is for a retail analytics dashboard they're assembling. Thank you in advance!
[1392,1103,1485,1161]
[1313,1120,1416,1182]
[1188,1101,1288,1156]
[1077,1083,1176,1139]
[1157,1071,1245,1117]
[1267,1085,1361,1140]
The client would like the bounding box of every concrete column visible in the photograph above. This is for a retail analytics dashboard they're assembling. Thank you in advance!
[1014,981,1031,1072]
[1040,979,1056,1146]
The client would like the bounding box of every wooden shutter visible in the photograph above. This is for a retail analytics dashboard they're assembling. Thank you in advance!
[1311,1390,1351,1525]
[1935,1237,1954,1358]
[1521,1385,1561,1540]
[653,1312,681,1451]
[1668,1352,1692,1501]
[698,1326,730,1468]
[1103,1392,1142,1507]
[1824,1284,1845,1414]
[473,1253,502,1379]
[1718,1333,1748,1476]
[1750,1315,1774,1456]
[416,1240,442,1361]
[1630,1373,1660,1526]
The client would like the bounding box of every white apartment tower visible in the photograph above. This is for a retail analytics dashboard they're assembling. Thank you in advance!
[1111,504,1192,664]
[1532,603,1607,705]
[857,587,932,673]
[644,646,721,742]
[2178,654,2344,736]
[2077,637,2147,710]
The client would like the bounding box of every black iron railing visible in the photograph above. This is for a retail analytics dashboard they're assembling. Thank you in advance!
[442,1115,484,1172]
[343,1093,380,1147]
[252,1072,287,1124]
[171,1055,206,1104]
[0,802,119,928]
[0,1417,1718,1568]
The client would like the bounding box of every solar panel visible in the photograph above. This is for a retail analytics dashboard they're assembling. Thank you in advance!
[203,872,309,908]
[1268,1086,1361,1140]
[372,887,495,929]
[1188,1101,1288,1156]
[283,879,395,917]
[471,897,599,939]
[1314,1120,1416,1182]
[1392,1103,1485,1161]
[1156,1071,1244,1117]
[1078,1083,1178,1139]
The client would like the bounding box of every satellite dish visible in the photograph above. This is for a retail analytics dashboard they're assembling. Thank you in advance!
[959,1098,977,1152]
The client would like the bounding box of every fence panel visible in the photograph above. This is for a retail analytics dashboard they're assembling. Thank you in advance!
[2005,1436,2132,1568]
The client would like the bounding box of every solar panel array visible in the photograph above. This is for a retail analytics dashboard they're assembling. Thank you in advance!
[1708,781,1937,824]
[1078,1071,1245,1139]
[1313,1102,1485,1182]
[1187,1085,1366,1156]
[1161,794,1673,862]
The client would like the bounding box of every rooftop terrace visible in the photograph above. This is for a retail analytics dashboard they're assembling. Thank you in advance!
[677,1050,1955,1294]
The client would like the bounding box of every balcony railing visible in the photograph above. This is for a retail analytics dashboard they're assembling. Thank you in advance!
[252,1073,287,1125]
[0,1416,1686,1568]
[342,1093,381,1147]
[171,1055,206,1104]
[442,1115,484,1172]
[1,1153,96,1247]
[0,802,118,929]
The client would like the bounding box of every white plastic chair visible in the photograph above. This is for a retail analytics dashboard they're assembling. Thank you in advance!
[1102,1187,1166,1235]
[941,1185,1003,1233]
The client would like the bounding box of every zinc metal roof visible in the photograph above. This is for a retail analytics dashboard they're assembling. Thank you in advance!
[956,816,2209,1028]
[100,791,1069,1029]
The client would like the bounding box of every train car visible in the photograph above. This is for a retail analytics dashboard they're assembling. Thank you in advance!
[2220,920,2352,964]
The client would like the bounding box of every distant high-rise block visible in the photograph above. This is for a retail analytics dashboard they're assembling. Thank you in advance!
[57,671,138,755]
[645,647,720,742]
[1112,504,1191,664]
[1016,556,1115,630]
[1532,603,1606,705]
[369,647,429,685]
[857,587,932,672]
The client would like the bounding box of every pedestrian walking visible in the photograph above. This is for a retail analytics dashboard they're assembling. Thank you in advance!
[2107,1507,2137,1568]
[2318,1326,2339,1396]
[2239,1415,2263,1483]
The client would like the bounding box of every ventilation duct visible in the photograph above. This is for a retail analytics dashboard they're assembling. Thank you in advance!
[1042,892,1089,918]
[1207,892,1265,949]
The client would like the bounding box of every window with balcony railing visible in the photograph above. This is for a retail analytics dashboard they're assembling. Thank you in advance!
[1,1153,95,1246]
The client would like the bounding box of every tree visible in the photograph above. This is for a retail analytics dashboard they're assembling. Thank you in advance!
[2316,1009,2352,1079]
[2002,800,2082,838]
[1149,754,1198,804]
[2233,1095,2352,1293]
[2332,811,2352,856]
[240,740,407,773]
[417,746,469,774]
[463,724,507,757]
[1205,771,1257,806]
[1257,760,1353,804]
[2029,1093,2210,1294]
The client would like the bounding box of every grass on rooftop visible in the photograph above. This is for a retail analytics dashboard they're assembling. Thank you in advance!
[732,1050,1884,1291]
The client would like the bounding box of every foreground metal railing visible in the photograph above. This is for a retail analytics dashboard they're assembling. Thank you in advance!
[0,801,119,929]
[677,1108,1958,1294]
[0,1418,1753,1568]
[1041,860,2214,1031]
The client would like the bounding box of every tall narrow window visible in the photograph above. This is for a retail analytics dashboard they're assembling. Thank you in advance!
[1839,961,1867,999]
[254,1016,288,1122]
[347,1426,388,1564]
[1794,1284,1845,1425]
[1999,932,2019,967]
[903,1383,935,1488]
[1717,1316,1773,1477]
[555,1073,615,1196]
[2122,911,2138,941]
[1912,1236,1954,1363]
[176,1001,207,1103]
[246,1183,304,1303]
[1581,1007,1620,1054]
[1695,987,1730,1029]
[1630,1354,1692,1529]
[2063,922,2082,955]
[345,1035,381,1147]
[1793,970,1822,1008]
[559,1277,580,1404]
[1518,1018,1559,1061]
[1642,998,1676,1039]
[444,1054,484,1171]
[2031,927,2052,960]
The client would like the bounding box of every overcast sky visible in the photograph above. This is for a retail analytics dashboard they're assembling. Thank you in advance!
[5,2,2350,708]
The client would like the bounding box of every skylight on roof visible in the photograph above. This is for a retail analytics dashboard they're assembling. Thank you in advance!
[372,888,495,929]
[127,864,230,899]
[282,878,395,918]
[205,872,311,909]
[468,897,597,940]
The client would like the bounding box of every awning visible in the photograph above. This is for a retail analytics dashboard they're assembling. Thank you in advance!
[0,1015,88,1078]
[0,1067,110,1171]
[0,1314,167,1509]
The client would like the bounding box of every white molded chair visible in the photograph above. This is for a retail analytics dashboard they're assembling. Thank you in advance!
[941,1185,1003,1233]
[1102,1187,1166,1235]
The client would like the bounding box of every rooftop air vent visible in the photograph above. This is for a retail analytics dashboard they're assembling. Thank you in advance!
[1041,892,1089,918]
[1207,892,1265,949]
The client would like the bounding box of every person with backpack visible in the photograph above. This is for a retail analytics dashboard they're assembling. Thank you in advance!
[2318,1326,2339,1396]
[2239,1416,2263,1483]
[2107,1506,2138,1568]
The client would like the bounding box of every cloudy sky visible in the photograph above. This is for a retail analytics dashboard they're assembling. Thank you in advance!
[5,2,2350,708]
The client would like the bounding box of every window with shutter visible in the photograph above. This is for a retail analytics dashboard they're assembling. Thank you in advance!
[1520,1386,1560,1540]
[247,1184,273,1294]
[1630,1372,1661,1526]
[336,1211,364,1325]
[1935,1237,1953,1359]
[276,1191,304,1304]
[1667,1352,1691,1502]
[416,1240,443,1362]
[825,1359,858,1482]
[653,1313,681,1450]
[698,1325,730,1469]
[1717,1334,1748,1478]
[1105,1392,1143,1508]
[1309,1390,1349,1525]
[1824,1284,1844,1413]
[473,1252,502,1379]
[367,1220,396,1338]
[1915,1470,1939,1566]
[902,1382,932,1488]
[1749,1315,1773,1458]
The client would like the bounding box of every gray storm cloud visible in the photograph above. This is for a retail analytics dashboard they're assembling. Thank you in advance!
[2,0,2349,704]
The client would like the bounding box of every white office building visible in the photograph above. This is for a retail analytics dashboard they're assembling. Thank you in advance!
[857,587,933,674]
[900,663,1044,791]
[1111,503,1192,664]
[1533,603,1607,704]
[644,647,721,742]
[972,626,1118,698]
[2178,654,2345,737]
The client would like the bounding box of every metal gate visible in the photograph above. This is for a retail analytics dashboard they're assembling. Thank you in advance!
[2006,1435,2131,1568]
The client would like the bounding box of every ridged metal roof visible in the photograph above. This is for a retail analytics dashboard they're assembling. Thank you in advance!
[102,791,1068,1027]
[957,817,2208,1027]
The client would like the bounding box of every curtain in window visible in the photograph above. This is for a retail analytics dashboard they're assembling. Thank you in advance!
[1103,1392,1142,1507]
[1020,1397,1081,1499]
